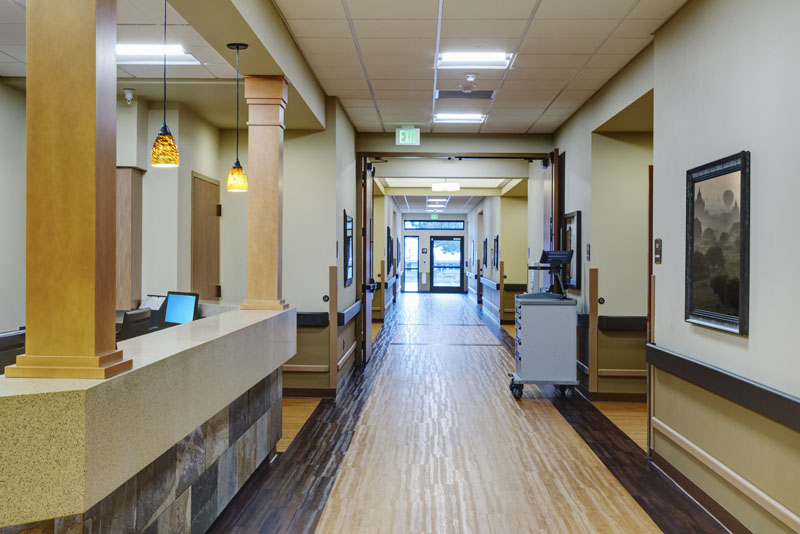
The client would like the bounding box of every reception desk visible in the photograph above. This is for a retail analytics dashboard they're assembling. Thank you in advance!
[0,307,297,531]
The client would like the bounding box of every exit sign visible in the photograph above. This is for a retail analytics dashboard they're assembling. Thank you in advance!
[430,213,439,219]
[395,127,420,146]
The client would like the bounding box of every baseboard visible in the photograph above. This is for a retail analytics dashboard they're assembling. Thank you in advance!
[577,387,646,403]
[500,319,515,325]
[651,451,752,534]
[284,387,336,398]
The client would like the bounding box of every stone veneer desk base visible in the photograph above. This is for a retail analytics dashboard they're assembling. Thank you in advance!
[0,308,297,532]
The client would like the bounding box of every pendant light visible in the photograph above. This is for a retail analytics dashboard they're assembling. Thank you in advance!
[226,43,249,192]
[150,0,179,167]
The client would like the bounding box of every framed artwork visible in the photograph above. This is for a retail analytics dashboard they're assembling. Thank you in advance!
[386,226,393,273]
[482,238,488,268]
[344,210,354,287]
[562,211,581,289]
[685,151,750,335]
[492,235,499,270]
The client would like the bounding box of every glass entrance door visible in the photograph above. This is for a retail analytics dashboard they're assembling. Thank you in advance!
[403,236,419,292]
[431,236,464,292]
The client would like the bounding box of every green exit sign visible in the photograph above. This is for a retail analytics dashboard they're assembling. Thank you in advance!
[430,213,439,219]
[395,127,420,146]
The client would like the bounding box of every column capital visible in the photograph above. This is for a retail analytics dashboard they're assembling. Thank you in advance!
[244,76,289,105]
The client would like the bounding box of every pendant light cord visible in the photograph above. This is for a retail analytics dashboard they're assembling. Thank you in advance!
[162,0,167,124]
[235,48,240,160]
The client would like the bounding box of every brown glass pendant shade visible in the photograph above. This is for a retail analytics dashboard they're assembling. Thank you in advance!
[151,122,179,167]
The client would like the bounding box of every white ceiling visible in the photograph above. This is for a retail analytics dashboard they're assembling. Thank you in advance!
[273,0,687,134]
[0,0,237,79]
[398,195,479,214]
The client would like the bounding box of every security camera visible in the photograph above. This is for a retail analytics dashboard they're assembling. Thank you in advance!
[123,88,135,105]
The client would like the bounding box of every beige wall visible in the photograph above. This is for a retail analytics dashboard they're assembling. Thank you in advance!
[591,132,652,316]
[357,133,553,155]
[527,162,549,269]
[500,197,528,284]
[116,96,149,170]
[0,81,26,332]
[653,0,799,397]
[217,129,249,305]
[467,197,501,282]
[335,102,357,311]
[554,44,654,312]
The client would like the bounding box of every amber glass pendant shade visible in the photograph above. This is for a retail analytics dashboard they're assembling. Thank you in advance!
[227,159,248,192]
[151,122,179,168]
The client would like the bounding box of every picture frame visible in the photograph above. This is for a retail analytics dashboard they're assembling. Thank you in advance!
[492,235,499,270]
[343,210,354,287]
[386,226,393,274]
[685,151,750,335]
[482,237,488,269]
[562,211,581,290]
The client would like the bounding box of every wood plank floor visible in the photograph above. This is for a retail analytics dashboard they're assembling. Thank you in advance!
[276,398,321,453]
[211,293,726,534]
[594,402,648,450]
[316,296,661,533]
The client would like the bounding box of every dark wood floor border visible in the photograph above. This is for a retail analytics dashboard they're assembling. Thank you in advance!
[208,303,400,534]
[481,303,728,534]
[652,451,752,534]
[648,343,800,433]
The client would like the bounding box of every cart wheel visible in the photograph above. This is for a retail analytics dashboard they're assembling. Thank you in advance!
[564,386,574,400]
[512,385,523,400]
[509,379,515,392]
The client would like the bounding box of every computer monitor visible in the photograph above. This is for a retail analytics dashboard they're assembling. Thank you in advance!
[539,249,573,268]
[163,292,199,325]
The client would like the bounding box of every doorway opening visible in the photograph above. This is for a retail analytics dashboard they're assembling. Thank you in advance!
[431,236,464,293]
[403,235,419,292]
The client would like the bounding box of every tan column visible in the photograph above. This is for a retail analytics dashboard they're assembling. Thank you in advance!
[5,0,131,378]
[241,76,290,311]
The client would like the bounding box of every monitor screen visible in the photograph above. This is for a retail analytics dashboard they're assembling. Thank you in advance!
[164,293,198,324]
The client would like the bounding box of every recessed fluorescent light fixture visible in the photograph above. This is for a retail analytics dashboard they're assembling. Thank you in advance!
[427,198,447,203]
[116,44,200,65]
[432,182,461,192]
[433,113,486,124]
[438,52,512,70]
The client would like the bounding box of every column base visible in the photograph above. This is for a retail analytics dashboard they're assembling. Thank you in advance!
[241,298,289,311]
[5,349,133,379]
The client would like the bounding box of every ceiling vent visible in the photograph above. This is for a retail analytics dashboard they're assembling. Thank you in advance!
[436,89,495,100]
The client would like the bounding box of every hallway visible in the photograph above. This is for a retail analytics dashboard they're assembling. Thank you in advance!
[317,293,659,533]
[210,293,727,533]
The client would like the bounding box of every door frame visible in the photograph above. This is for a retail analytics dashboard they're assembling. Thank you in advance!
[190,171,220,300]
[430,235,465,293]
[403,234,420,293]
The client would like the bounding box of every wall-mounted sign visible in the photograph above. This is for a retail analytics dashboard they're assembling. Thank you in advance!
[430,213,438,220]
[395,126,420,146]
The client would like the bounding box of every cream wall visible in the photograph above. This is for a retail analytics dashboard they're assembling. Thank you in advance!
[116,96,149,170]
[591,133,652,316]
[653,0,800,397]
[357,133,553,155]
[500,197,528,284]
[527,162,549,267]
[467,197,501,282]
[335,102,357,311]
[554,44,654,312]
[217,129,249,305]
[0,81,26,332]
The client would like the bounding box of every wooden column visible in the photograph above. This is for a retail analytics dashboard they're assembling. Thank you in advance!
[241,76,290,310]
[6,0,132,378]
[116,167,143,310]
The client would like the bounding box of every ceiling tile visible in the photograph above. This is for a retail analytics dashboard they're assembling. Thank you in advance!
[439,38,519,53]
[0,47,24,62]
[441,19,527,38]
[133,0,188,25]
[0,24,25,45]
[584,54,634,70]
[596,37,651,55]
[289,19,352,38]
[117,66,134,78]
[513,54,590,69]
[492,93,556,109]
[374,89,432,100]
[366,66,433,80]
[119,64,215,78]
[352,121,385,132]
[519,35,606,55]
[0,2,25,23]
[332,90,374,99]
[306,48,362,68]
[346,107,382,121]
[481,119,532,134]
[183,44,228,64]
[502,79,565,92]
[346,0,438,20]
[296,37,358,57]
[628,0,688,20]
[116,1,152,24]
[527,18,617,38]
[551,90,593,108]
[505,67,577,82]
[352,19,437,38]
[431,123,482,134]
[359,38,435,68]
[536,0,634,19]
[313,65,367,80]
[372,79,433,91]
[274,0,345,19]
[0,63,26,76]
[442,0,535,20]
[322,78,371,94]
[613,18,663,38]
[436,78,501,91]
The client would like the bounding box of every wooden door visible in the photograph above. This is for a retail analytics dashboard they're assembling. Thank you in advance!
[191,175,220,300]
[360,161,376,364]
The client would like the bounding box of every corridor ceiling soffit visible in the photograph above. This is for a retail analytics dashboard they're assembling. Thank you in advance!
[0,0,325,129]
[271,0,688,134]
